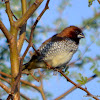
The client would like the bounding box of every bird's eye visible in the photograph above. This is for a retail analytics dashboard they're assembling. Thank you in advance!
[75,30,79,34]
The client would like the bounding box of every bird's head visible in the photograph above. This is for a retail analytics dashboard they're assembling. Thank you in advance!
[42,26,85,45]
[60,26,85,39]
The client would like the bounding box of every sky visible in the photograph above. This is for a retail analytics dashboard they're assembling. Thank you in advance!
[0,0,100,100]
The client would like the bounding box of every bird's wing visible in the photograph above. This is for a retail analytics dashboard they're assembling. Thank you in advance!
[38,38,78,61]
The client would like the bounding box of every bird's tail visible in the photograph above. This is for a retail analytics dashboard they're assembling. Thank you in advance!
[22,54,46,71]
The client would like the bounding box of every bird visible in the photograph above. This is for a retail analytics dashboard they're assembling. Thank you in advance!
[22,26,85,71]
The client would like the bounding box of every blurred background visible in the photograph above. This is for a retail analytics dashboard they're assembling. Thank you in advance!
[0,0,100,100]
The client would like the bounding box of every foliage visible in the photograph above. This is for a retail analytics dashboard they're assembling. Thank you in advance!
[88,0,95,7]
[77,73,88,85]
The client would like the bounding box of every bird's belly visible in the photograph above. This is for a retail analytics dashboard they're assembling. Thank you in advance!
[49,51,74,67]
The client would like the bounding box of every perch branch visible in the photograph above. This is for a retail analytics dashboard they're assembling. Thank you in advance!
[56,70,99,100]
[55,74,97,100]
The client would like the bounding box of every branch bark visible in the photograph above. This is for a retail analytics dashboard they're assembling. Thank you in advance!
[0,20,12,42]
[0,81,10,94]
[17,0,27,53]
[57,70,99,100]
[5,0,13,25]
[54,74,97,100]
[16,0,44,28]
[21,0,50,61]
[20,93,31,100]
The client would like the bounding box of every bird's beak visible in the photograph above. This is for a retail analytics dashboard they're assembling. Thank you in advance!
[78,33,85,38]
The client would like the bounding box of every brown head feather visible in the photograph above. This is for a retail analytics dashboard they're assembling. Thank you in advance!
[42,26,83,45]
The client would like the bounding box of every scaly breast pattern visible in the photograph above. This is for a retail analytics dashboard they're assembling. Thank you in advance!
[39,38,78,68]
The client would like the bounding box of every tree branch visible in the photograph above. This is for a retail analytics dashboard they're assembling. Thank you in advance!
[38,70,46,100]
[0,81,10,94]
[0,71,40,91]
[56,70,99,100]
[16,0,44,28]
[54,74,97,100]
[21,0,50,61]
[30,72,40,82]
[5,0,13,25]
[20,93,31,100]
[0,71,11,78]
[21,80,40,91]
[0,76,10,84]
[17,0,27,53]
[0,20,12,42]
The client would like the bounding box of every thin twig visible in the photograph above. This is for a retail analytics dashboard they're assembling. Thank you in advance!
[6,94,13,100]
[5,0,13,25]
[21,0,50,61]
[39,78,46,100]
[30,72,40,82]
[0,71,41,94]
[56,70,99,100]
[54,74,97,100]
[17,0,27,53]
[0,71,11,78]
[0,76,10,84]
[38,69,46,100]
[68,56,99,68]
[20,93,31,100]
[25,38,40,55]
[11,10,18,20]
[21,80,40,91]
[0,20,12,42]
[16,0,44,28]
[0,81,10,94]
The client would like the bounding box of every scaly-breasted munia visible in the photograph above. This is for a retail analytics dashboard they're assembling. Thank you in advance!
[23,26,85,71]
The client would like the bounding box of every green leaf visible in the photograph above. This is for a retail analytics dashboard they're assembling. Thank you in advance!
[93,69,100,76]
[88,0,95,7]
[65,71,69,75]
[77,73,88,85]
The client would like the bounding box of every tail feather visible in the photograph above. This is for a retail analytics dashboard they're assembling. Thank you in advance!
[22,54,46,71]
